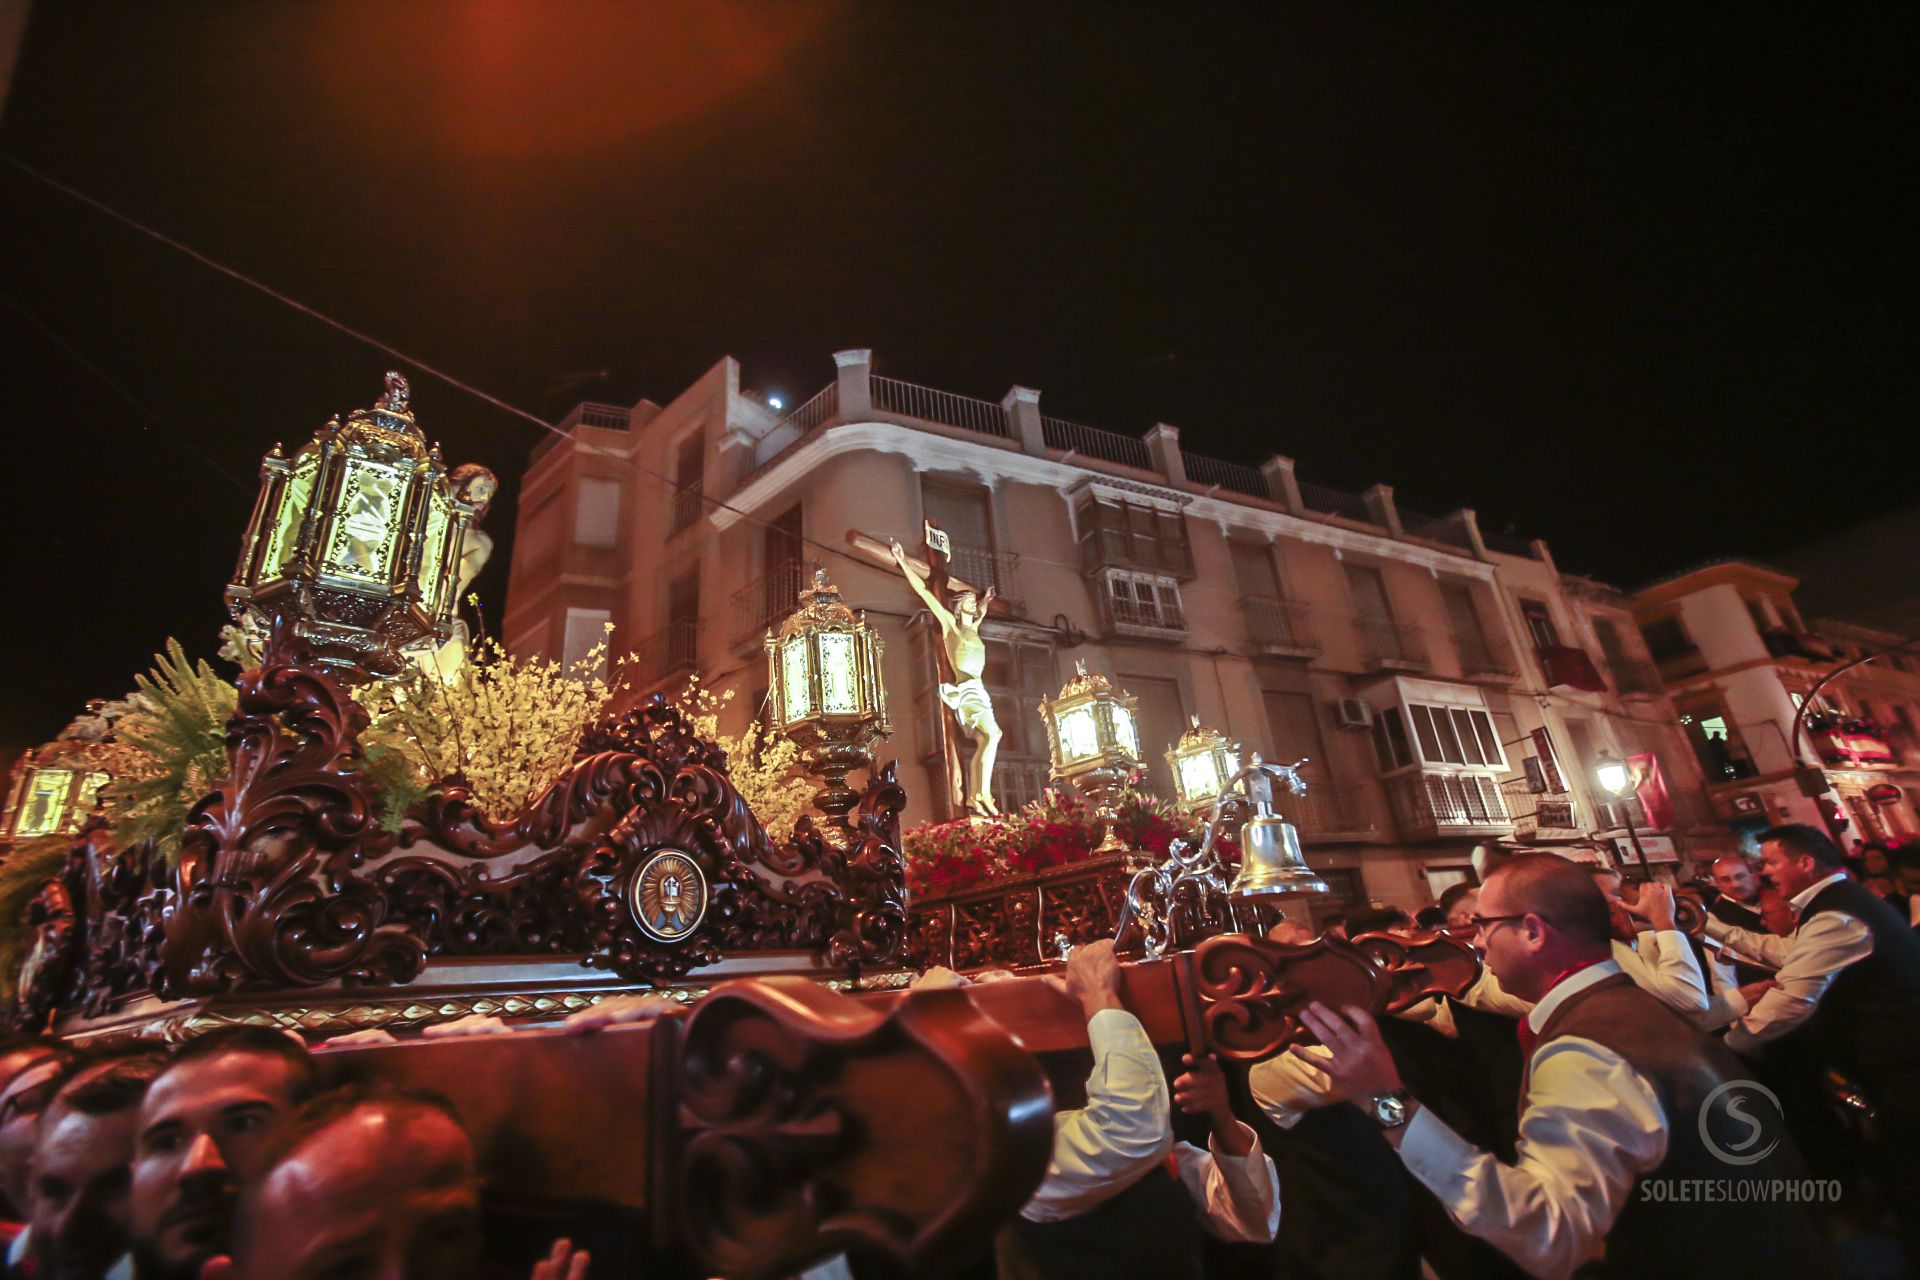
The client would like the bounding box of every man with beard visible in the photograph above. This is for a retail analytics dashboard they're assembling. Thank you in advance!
[112,1030,319,1280]
[28,1053,168,1280]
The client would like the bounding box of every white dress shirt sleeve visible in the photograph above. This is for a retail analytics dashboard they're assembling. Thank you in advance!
[1609,931,1708,1015]
[1460,965,1536,1018]
[1721,912,1874,1051]
[1170,1128,1282,1243]
[1396,1036,1669,1280]
[1018,1008,1174,1222]
[1703,918,1793,968]
[1247,1042,1339,1130]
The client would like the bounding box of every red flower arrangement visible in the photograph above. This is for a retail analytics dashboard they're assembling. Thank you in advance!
[904,781,1230,901]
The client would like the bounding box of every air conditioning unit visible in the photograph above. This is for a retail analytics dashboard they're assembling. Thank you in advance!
[1332,697,1374,730]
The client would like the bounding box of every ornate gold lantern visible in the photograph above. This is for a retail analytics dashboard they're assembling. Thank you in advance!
[767,569,891,835]
[1040,661,1142,857]
[227,372,495,678]
[3,711,114,842]
[1167,715,1240,812]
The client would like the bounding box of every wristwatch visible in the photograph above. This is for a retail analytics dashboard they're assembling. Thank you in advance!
[1370,1089,1413,1129]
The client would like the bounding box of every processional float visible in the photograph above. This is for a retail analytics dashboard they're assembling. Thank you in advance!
[4,376,1486,1279]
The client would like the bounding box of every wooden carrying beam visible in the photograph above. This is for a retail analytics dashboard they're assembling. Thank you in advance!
[330,935,1478,1277]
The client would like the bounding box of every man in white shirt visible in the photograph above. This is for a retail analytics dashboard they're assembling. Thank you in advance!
[1281,853,1825,1279]
[997,939,1279,1279]
[1588,870,1710,1016]
[1704,823,1920,1253]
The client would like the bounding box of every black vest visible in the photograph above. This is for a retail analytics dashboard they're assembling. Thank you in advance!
[1708,896,1774,986]
[995,1161,1204,1280]
[1798,876,1920,1114]
[1535,975,1829,1276]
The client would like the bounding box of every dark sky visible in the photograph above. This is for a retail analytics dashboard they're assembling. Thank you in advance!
[2,2,1915,763]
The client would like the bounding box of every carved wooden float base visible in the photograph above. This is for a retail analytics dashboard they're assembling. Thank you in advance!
[54,953,917,1046]
[908,854,1295,970]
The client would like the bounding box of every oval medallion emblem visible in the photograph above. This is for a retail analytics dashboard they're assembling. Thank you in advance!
[629,848,708,942]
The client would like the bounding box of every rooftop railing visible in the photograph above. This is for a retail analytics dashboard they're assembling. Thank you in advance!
[532,401,631,464]
[778,382,838,436]
[871,376,1012,438]
[1298,481,1378,525]
[1041,416,1153,471]
[1182,452,1271,499]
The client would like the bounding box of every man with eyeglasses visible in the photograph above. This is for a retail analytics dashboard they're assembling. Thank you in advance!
[1285,853,1827,1278]
[1,1037,73,1275]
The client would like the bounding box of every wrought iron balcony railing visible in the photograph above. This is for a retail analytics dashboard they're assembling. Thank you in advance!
[1241,596,1318,656]
[1358,618,1428,671]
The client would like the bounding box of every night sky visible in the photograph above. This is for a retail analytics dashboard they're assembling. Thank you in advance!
[2,3,1915,764]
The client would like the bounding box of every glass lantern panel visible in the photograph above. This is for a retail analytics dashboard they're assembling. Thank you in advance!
[324,459,407,584]
[780,637,814,722]
[262,451,320,580]
[1178,752,1223,801]
[1111,705,1141,761]
[418,487,453,615]
[14,768,74,838]
[74,771,110,813]
[817,631,859,715]
[1057,706,1099,762]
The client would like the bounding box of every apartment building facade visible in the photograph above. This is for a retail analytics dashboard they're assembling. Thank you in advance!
[505,350,1724,915]
[1630,561,1920,851]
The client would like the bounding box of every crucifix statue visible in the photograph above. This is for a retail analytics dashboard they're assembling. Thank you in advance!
[847,523,1003,819]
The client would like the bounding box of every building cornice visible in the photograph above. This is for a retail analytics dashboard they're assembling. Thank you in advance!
[713,422,1494,580]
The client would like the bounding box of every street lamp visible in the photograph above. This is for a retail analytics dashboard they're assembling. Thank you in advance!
[227,372,495,678]
[767,568,891,837]
[1591,750,1650,878]
[1167,715,1240,812]
[1040,661,1142,858]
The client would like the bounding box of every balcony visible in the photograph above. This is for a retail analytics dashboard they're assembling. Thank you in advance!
[1386,772,1514,840]
[669,484,704,535]
[732,561,808,649]
[1241,596,1318,658]
[1609,658,1665,697]
[947,544,1024,614]
[1096,587,1187,642]
[636,619,700,686]
[1808,718,1899,770]
[1284,780,1378,840]
[1453,629,1521,683]
[1357,618,1428,672]
[1763,629,1839,663]
[1501,777,1580,837]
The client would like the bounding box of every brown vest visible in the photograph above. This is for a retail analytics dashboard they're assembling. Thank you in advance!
[1527,974,1828,1275]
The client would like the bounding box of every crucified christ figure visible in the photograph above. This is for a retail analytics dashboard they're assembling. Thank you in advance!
[888,537,1003,818]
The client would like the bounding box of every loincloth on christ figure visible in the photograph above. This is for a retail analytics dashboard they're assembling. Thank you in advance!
[939,677,995,737]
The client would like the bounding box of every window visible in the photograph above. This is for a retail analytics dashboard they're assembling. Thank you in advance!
[1639,616,1693,661]
[1519,599,1559,648]
[923,479,995,552]
[671,434,705,533]
[1230,542,1283,599]
[1406,704,1504,769]
[1345,563,1394,622]
[1102,570,1185,631]
[1126,675,1189,797]
[562,607,611,680]
[665,573,699,673]
[1372,707,1416,772]
[1262,691,1328,780]
[985,639,1058,808]
[1075,495,1192,576]
[574,477,622,548]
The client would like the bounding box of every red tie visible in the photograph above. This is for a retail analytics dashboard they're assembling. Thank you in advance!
[1517,1019,1539,1060]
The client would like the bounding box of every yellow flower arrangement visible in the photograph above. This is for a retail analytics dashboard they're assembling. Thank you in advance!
[672,676,813,841]
[356,630,619,825]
